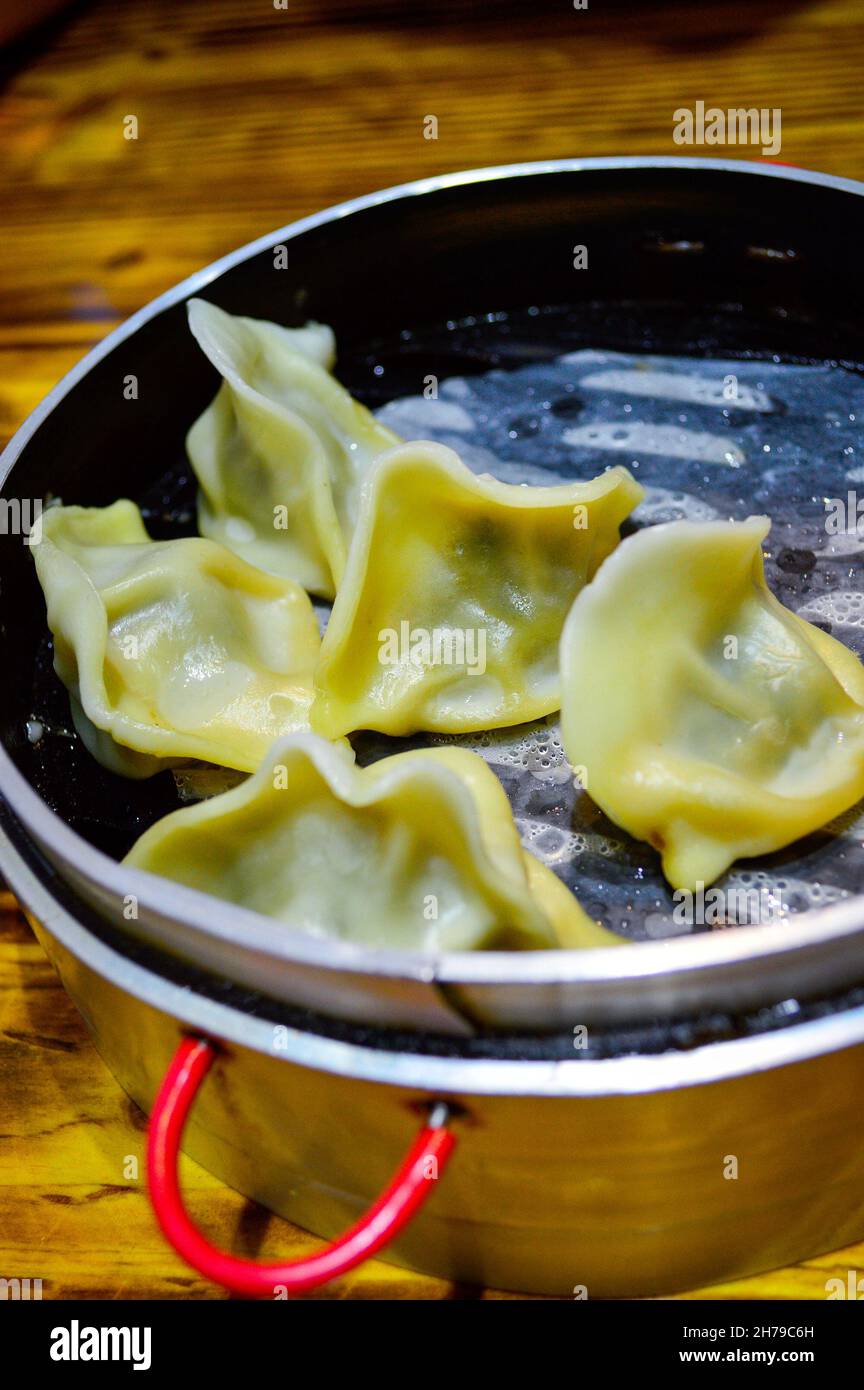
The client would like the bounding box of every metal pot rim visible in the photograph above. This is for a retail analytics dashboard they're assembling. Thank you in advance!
[3,155,864,1005]
[5,814,864,1096]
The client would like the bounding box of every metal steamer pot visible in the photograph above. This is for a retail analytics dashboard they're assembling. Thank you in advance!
[2,158,864,1298]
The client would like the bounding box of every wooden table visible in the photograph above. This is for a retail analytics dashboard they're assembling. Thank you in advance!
[1,0,863,1300]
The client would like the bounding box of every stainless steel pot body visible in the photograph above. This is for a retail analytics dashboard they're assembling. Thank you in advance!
[5,816,864,1298]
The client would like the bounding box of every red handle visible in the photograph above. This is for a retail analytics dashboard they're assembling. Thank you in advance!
[147,1037,456,1297]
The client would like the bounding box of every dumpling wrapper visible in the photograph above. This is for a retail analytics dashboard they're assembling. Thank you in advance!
[560,516,864,890]
[311,441,644,738]
[186,299,401,598]
[32,500,321,778]
[125,733,617,951]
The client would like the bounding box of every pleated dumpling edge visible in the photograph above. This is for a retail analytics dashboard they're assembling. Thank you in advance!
[32,499,322,778]
[124,733,618,953]
[185,299,401,599]
[311,440,645,738]
[560,516,864,891]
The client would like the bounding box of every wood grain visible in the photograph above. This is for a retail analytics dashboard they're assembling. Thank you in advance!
[2,0,863,1300]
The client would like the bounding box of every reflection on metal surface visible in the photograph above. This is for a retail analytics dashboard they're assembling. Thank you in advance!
[6,820,864,1297]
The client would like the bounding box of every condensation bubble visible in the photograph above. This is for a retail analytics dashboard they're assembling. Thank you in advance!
[431,719,573,784]
[719,867,848,916]
[375,397,475,435]
[796,591,864,631]
[563,421,746,466]
[633,486,720,525]
[517,814,623,866]
[580,367,774,413]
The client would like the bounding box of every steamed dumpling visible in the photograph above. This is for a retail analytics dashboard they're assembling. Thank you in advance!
[186,300,401,598]
[125,733,617,951]
[32,500,321,777]
[310,442,643,738]
[560,517,864,889]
